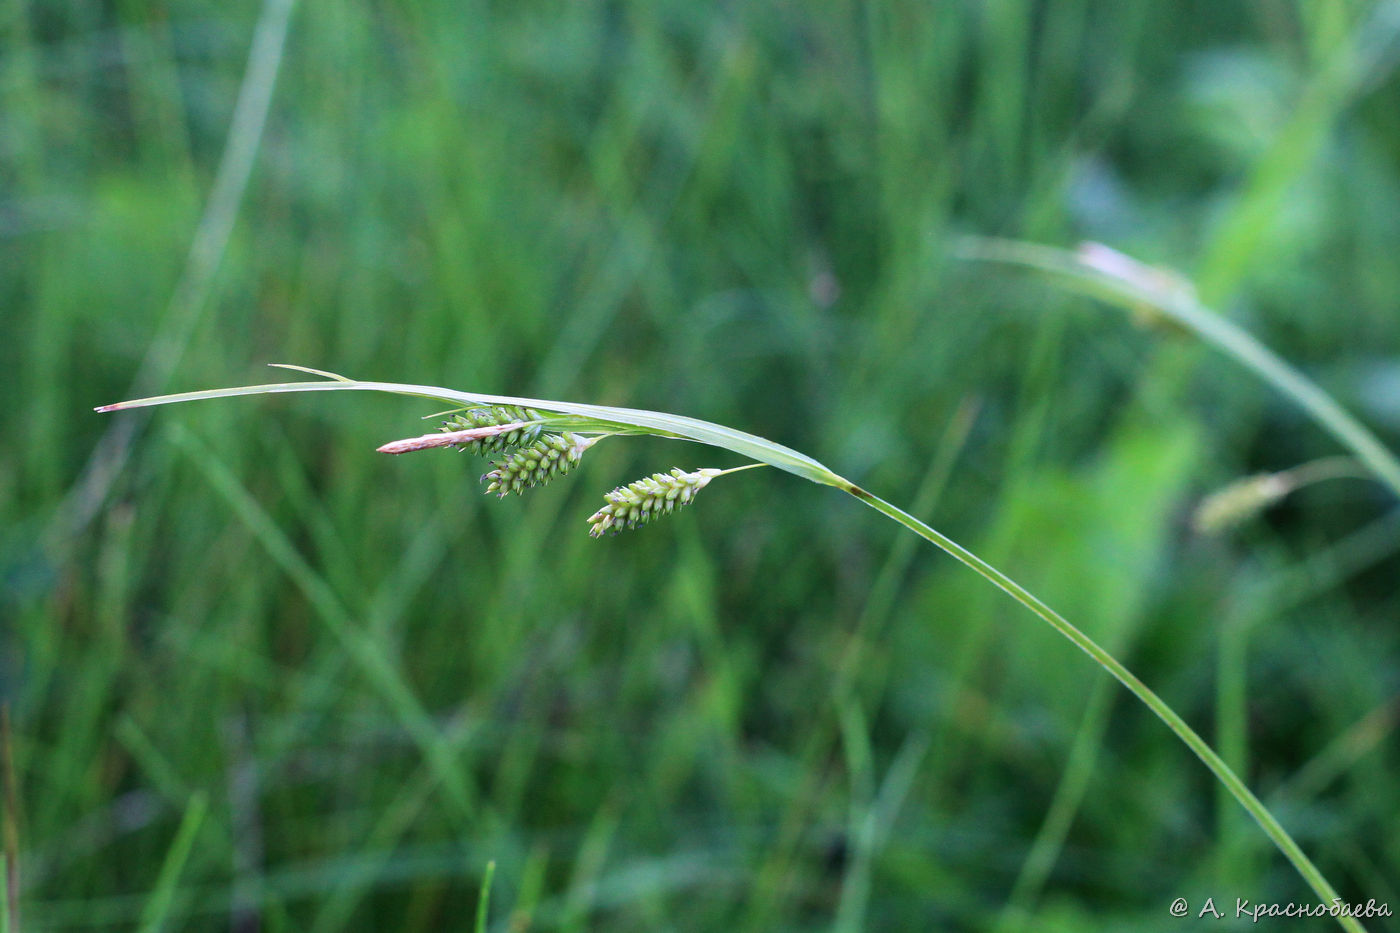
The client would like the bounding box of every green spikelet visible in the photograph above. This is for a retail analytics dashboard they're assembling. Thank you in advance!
[1193,472,1292,535]
[482,433,596,497]
[442,406,545,455]
[587,468,721,537]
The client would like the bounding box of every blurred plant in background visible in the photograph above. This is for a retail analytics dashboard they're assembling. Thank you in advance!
[3,0,1399,929]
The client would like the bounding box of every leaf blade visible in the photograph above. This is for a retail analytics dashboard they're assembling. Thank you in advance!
[96,375,844,485]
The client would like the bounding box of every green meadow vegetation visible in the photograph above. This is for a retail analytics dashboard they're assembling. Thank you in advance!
[5,0,1400,929]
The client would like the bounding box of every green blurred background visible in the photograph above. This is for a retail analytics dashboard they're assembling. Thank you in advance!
[4,0,1400,929]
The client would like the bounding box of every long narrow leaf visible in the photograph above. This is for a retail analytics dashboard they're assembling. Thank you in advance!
[98,369,841,486]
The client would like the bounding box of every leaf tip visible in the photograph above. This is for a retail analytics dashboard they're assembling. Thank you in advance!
[268,363,354,382]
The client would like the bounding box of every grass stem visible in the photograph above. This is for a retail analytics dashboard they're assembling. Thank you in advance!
[1,707,18,933]
[842,481,1365,932]
[958,238,1400,500]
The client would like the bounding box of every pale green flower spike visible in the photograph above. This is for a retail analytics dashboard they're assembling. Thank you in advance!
[587,467,723,537]
[1193,472,1292,535]
[442,405,545,455]
[1193,456,1369,535]
[482,433,597,497]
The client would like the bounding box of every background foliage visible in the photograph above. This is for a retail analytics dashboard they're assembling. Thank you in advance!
[4,0,1399,929]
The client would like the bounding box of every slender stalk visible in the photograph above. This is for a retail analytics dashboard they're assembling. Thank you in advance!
[714,462,770,478]
[135,792,208,933]
[54,0,297,544]
[1,706,19,933]
[99,369,1368,928]
[474,861,497,933]
[840,480,1364,932]
[1278,456,1372,491]
[957,238,1400,499]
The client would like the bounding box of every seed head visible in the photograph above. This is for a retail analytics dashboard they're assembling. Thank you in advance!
[587,468,722,537]
[1193,472,1292,535]
[482,433,597,497]
[443,406,546,455]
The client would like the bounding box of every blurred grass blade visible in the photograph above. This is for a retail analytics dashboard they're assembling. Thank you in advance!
[55,0,297,545]
[135,792,208,933]
[1,707,18,933]
[474,861,496,933]
[957,237,1400,499]
[170,427,479,823]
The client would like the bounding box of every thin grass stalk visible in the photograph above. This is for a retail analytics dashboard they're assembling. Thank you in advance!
[134,792,208,933]
[474,861,496,933]
[956,238,1400,499]
[98,369,1366,929]
[169,427,480,825]
[843,484,1362,932]
[54,0,297,546]
[1,706,18,933]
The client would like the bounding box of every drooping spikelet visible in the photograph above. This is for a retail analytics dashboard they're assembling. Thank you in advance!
[442,406,545,455]
[482,433,597,497]
[1193,472,1291,535]
[587,468,721,537]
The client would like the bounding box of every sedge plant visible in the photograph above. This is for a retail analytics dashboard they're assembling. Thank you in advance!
[98,354,1379,931]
